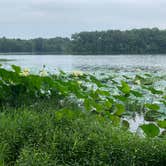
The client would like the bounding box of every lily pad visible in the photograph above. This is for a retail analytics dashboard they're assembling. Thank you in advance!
[140,123,160,138]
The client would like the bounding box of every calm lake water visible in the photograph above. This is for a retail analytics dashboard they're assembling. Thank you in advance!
[0,54,166,74]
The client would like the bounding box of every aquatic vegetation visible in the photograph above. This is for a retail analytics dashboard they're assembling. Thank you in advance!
[0,65,166,138]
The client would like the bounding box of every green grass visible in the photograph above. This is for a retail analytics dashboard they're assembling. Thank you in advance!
[0,106,165,166]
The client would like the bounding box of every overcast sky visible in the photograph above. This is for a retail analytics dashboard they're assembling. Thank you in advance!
[0,0,166,38]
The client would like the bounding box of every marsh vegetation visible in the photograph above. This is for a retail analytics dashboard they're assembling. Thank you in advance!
[0,64,165,165]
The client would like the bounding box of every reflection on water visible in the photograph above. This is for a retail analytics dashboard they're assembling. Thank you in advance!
[0,58,15,62]
[0,55,166,74]
[127,113,145,132]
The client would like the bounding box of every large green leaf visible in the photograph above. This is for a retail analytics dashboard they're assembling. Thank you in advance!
[110,115,120,126]
[140,123,160,138]
[113,95,127,102]
[104,100,112,109]
[143,86,163,95]
[130,90,143,97]
[11,65,21,74]
[144,111,162,121]
[157,120,166,129]
[119,81,131,94]
[148,87,163,95]
[114,103,125,116]
[145,103,160,111]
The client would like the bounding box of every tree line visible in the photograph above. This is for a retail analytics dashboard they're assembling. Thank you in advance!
[0,37,70,54]
[1,28,166,54]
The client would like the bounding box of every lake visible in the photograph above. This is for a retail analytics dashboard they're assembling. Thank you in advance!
[0,54,166,74]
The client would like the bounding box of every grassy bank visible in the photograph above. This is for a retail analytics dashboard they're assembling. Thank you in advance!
[0,107,165,166]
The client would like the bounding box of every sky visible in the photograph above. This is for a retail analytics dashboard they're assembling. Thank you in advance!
[0,0,166,38]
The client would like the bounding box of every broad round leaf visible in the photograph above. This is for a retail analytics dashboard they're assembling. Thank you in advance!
[157,120,166,129]
[140,123,160,138]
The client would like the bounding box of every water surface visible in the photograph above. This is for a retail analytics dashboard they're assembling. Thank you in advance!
[0,55,166,74]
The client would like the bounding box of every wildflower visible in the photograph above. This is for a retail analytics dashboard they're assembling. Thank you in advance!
[20,68,30,76]
[39,65,48,76]
[72,71,83,77]
[135,80,141,85]
[39,69,48,77]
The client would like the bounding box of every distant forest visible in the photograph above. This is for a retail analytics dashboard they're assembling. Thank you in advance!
[1,28,166,54]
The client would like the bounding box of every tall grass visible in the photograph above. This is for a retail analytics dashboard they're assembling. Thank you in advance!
[0,107,165,166]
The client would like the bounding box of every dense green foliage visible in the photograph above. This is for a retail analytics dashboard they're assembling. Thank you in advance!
[71,28,166,54]
[0,108,165,166]
[0,65,166,137]
[0,37,70,54]
[0,65,166,165]
[1,28,166,54]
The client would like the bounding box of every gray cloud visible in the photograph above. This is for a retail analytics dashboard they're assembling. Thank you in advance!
[0,0,166,38]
